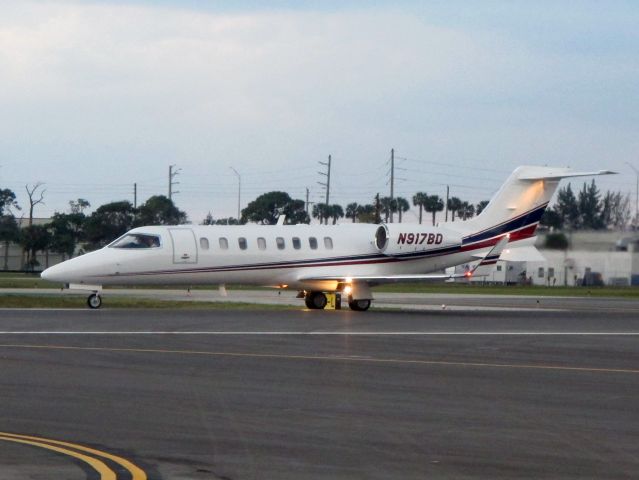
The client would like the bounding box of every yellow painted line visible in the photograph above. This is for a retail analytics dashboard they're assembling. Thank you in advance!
[0,432,147,480]
[0,434,116,480]
[1,343,638,375]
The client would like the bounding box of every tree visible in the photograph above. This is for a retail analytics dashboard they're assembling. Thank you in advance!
[0,215,20,270]
[412,192,428,224]
[137,195,187,226]
[545,232,569,250]
[48,212,86,259]
[312,203,330,225]
[424,195,444,226]
[84,201,136,250]
[201,212,215,225]
[242,191,309,225]
[0,189,20,216]
[201,212,240,225]
[540,209,563,230]
[328,204,344,225]
[69,198,90,214]
[395,197,410,223]
[458,201,475,220]
[19,224,51,271]
[380,197,396,223]
[356,204,376,223]
[600,191,631,229]
[553,183,579,229]
[578,180,603,230]
[476,200,490,216]
[446,197,462,222]
[345,203,359,223]
[25,183,46,227]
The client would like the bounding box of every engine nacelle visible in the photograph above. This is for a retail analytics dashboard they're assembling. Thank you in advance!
[374,224,462,256]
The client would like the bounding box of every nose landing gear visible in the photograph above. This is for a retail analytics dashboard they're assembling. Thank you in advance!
[87,293,102,309]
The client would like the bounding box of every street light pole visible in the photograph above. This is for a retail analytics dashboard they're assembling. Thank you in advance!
[230,167,241,222]
[627,162,639,226]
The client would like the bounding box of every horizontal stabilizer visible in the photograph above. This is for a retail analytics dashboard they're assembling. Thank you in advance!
[517,167,616,181]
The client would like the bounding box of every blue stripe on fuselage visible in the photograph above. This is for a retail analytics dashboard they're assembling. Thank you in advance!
[462,203,547,245]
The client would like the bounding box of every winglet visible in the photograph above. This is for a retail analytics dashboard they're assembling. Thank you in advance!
[466,235,510,278]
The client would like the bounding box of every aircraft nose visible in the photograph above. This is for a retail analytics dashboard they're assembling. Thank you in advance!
[41,263,66,283]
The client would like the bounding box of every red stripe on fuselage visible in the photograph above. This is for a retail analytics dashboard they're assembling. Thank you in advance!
[460,223,538,252]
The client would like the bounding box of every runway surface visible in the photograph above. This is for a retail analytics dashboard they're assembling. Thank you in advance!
[1,300,639,479]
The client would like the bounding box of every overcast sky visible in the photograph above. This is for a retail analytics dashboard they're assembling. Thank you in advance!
[1,0,638,223]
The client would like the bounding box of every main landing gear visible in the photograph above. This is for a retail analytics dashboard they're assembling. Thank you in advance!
[304,291,328,309]
[303,291,372,311]
[348,298,371,311]
[87,293,102,309]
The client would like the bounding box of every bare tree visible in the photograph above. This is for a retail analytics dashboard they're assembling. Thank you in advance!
[25,183,46,227]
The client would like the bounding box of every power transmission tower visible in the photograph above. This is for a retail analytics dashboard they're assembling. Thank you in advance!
[389,148,394,223]
[318,155,332,224]
[230,167,241,221]
[305,187,314,215]
[445,185,449,221]
[168,165,181,200]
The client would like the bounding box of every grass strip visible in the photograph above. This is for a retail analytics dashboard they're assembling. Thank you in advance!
[0,294,295,310]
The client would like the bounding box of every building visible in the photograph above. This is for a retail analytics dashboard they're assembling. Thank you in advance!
[459,231,639,286]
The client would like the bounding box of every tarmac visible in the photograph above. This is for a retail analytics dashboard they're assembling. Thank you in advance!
[0,294,638,479]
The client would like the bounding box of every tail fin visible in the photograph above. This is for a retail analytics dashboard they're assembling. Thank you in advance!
[462,166,615,246]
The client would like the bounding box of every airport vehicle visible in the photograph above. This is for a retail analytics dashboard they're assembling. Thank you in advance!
[41,166,614,310]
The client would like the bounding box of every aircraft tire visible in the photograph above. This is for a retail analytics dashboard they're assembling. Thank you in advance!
[305,291,327,309]
[87,293,102,309]
[348,298,371,311]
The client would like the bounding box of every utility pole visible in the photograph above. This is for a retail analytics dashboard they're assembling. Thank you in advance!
[445,185,449,222]
[389,148,395,223]
[305,187,310,214]
[318,155,332,224]
[168,164,181,200]
[375,193,381,224]
[627,162,639,226]
[230,167,241,221]
[133,183,137,209]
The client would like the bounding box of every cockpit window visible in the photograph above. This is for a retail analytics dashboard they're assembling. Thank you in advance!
[110,233,161,249]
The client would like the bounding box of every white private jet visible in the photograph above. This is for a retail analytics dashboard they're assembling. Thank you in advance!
[41,166,614,310]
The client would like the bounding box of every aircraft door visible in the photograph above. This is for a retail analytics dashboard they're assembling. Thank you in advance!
[169,228,198,264]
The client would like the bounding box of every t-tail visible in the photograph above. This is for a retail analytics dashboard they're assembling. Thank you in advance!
[460,166,616,248]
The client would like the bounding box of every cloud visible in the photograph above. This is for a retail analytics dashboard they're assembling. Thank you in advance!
[0,1,637,219]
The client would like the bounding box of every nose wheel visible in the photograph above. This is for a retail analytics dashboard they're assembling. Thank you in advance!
[87,293,102,309]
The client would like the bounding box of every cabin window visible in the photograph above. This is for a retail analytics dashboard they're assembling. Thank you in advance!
[324,237,333,249]
[200,238,209,250]
[276,237,285,250]
[238,237,248,250]
[309,237,318,249]
[292,237,301,250]
[110,233,161,249]
[219,237,229,250]
[257,237,266,250]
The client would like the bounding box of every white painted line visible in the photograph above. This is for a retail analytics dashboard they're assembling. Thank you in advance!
[0,331,637,335]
